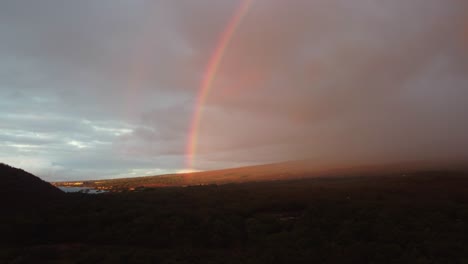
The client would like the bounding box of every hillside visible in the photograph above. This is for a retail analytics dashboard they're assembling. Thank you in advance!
[0,163,62,203]
[5,170,468,263]
[53,160,468,191]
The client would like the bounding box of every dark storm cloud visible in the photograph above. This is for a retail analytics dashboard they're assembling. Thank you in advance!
[1,0,467,179]
[190,0,468,168]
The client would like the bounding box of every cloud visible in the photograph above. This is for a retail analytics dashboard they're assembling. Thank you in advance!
[1,0,467,179]
[189,0,468,167]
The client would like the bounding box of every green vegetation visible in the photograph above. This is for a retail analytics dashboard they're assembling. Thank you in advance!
[3,171,468,263]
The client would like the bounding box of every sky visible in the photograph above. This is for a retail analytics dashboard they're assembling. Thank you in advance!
[1,0,468,181]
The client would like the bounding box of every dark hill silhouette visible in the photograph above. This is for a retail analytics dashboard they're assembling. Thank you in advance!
[0,163,62,205]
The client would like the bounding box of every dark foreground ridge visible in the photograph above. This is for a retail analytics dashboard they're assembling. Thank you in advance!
[3,164,468,263]
[0,163,62,206]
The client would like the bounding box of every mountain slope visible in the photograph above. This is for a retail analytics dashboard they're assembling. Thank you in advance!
[54,160,468,190]
[0,163,62,201]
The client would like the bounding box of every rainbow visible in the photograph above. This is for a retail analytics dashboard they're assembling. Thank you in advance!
[186,0,253,170]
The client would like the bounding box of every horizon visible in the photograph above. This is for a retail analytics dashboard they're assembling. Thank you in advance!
[1,0,468,181]
[47,158,468,183]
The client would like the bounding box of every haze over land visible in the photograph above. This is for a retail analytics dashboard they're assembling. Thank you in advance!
[1,0,468,181]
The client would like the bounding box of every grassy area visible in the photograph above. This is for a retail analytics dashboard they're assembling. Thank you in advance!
[4,171,468,263]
